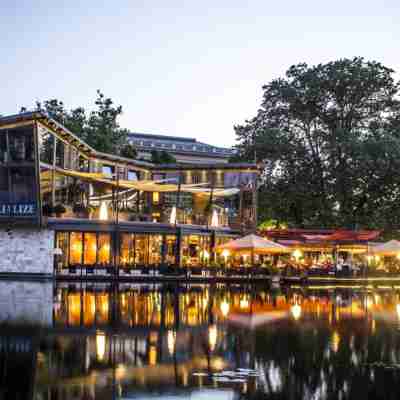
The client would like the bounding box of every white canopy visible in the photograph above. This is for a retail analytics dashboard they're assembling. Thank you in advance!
[217,234,291,254]
[372,240,400,256]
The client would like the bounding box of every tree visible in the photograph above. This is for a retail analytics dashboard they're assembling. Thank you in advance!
[120,143,138,159]
[151,150,176,164]
[235,57,400,230]
[27,91,128,154]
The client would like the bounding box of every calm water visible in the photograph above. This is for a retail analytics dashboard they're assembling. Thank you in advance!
[2,281,400,399]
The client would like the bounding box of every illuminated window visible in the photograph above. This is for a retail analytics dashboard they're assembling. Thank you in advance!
[69,232,83,265]
[83,233,97,265]
[98,233,111,265]
[152,192,160,204]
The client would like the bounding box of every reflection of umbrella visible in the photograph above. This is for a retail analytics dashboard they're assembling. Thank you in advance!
[217,234,290,254]
[372,240,400,256]
[227,311,289,329]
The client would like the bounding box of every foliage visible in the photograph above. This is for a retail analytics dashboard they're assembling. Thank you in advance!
[150,150,176,164]
[120,143,138,159]
[42,204,54,216]
[27,91,129,154]
[53,204,66,214]
[258,219,288,230]
[235,57,400,231]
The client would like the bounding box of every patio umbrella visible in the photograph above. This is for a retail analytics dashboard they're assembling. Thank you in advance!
[217,234,291,254]
[372,240,400,256]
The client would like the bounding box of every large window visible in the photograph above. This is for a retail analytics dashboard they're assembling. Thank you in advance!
[60,231,112,266]
[120,233,166,267]
[0,125,38,219]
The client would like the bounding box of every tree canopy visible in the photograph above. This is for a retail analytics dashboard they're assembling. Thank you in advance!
[235,57,400,231]
[151,150,177,164]
[25,90,133,156]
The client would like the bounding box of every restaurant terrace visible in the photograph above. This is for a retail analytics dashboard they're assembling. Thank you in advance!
[0,111,260,278]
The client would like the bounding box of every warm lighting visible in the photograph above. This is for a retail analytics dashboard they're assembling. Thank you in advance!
[203,250,210,260]
[240,297,249,309]
[396,303,400,319]
[366,255,372,263]
[211,209,219,227]
[169,206,177,225]
[220,300,230,317]
[99,201,108,220]
[374,255,380,262]
[291,303,302,320]
[149,345,157,365]
[208,324,217,351]
[292,249,302,260]
[167,330,176,355]
[152,192,160,204]
[331,331,340,353]
[222,249,230,261]
[96,331,106,361]
[397,253,400,260]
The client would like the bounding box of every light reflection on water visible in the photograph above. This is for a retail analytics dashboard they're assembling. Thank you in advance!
[2,283,400,399]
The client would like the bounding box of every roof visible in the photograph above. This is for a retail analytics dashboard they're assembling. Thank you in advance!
[128,131,234,158]
[260,229,381,244]
[0,111,257,172]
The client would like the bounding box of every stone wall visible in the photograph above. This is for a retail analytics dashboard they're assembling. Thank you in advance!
[0,281,53,326]
[0,228,54,274]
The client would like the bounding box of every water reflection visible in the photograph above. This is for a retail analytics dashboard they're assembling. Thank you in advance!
[2,283,400,399]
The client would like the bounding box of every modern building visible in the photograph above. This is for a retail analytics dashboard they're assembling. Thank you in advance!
[0,111,259,277]
[128,132,235,164]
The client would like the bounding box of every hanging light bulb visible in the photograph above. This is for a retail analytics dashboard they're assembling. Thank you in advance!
[170,206,177,225]
[99,201,108,220]
[211,209,219,227]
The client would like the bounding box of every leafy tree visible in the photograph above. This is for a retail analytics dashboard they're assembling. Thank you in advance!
[235,57,400,230]
[27,91,128,154]
[151,150,176,164]
[120,143,138,159]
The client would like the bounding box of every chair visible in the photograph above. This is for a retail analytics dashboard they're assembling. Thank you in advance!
[68,266,77,274]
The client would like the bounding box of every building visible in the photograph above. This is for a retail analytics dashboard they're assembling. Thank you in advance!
[0,111,259,277]
[128,132,235,164]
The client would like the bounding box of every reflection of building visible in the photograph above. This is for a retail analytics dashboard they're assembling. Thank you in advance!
[0,112,260,275]
[128,132,234,164]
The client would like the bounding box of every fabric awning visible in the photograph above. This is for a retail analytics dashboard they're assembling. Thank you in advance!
[217,234,291,254]
[51,168,239,197]
[372,240,400,256]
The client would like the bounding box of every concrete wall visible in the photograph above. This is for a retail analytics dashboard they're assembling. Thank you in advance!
[0,228,54,274]
[0,280,53,326]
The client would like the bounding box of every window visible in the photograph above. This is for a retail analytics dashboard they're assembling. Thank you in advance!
[0,134,6,163]
[98,233,111,265]
[8,127,35,162]
[69,232,83,265]
[152,192,160,205]
[84,233,97,265]
[9,167,36,203]
[39,126,55,165]
[0,167,8,202]
[127,170,138,181]
[102,165,113,177]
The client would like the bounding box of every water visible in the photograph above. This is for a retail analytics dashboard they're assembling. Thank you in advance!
[1,281,400,399]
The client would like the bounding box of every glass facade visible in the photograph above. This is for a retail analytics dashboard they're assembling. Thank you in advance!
[119,233,164,267]
[0,125,38,221]
[56,231,112,267]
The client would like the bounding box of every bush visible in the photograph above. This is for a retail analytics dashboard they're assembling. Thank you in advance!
[42,204,54,216]
[53,204,66,214]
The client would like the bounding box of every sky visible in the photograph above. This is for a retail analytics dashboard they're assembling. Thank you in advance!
[1,0,399,147]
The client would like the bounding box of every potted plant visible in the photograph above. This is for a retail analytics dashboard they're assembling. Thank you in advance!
[53,204,66,218]
[42,204,54,217]
[73,203,89,218]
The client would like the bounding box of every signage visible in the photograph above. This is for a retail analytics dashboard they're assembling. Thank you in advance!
[0,203,37,217]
